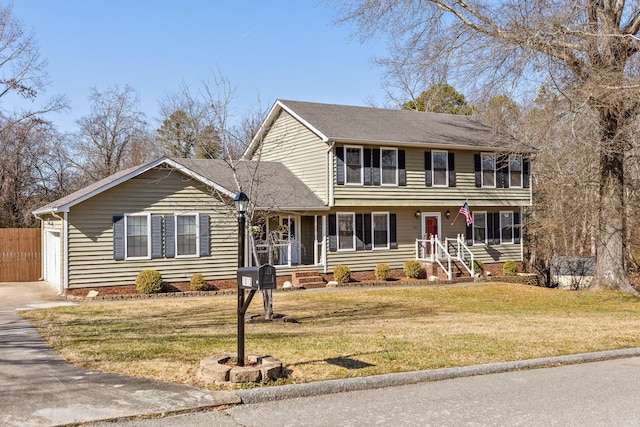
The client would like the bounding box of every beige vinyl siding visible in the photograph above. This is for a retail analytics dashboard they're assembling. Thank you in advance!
[253,110,328,202]
[470,244,521,264]
[325,207,522,274]
[334,147,531,207]
[66,168,238,288]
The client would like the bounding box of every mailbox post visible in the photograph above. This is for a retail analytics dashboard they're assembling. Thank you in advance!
[236,265,277,366]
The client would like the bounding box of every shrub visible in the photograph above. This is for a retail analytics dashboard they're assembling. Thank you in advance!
[473,259,484,276]
[190,272,206,291]
[503,261,519,276]
[375,263,391,281]
[403,260,425,279]
[135,270,163,294]
[333,265,351,283]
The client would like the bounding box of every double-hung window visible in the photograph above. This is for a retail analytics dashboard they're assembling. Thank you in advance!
[432,151,448,186]
[345,146,363,185]
[176,213,199,257]
[509,155,523,188]
[500,211,514,244]
[481,153,496,187]
[125,213,150,259]
[372,212,390,249]
[380,148,398,185]
[337,212,356,251]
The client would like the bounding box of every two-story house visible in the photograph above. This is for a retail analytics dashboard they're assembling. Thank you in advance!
[33,99,533,294]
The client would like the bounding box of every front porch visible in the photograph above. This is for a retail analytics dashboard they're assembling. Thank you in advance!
[415,234,475,280]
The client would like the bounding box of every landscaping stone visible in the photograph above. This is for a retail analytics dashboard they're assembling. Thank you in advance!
[198,352,284,384]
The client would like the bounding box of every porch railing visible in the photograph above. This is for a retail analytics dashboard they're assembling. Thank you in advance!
[444,234,475,276]
[251,242,292,267]
[417,234,475,279]
[415,235,452,280]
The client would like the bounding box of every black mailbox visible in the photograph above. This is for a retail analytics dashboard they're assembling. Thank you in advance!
[237,265,277,290]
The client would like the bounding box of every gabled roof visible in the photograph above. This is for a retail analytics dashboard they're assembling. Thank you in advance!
[247,99,534,157]
[33,157,327,215]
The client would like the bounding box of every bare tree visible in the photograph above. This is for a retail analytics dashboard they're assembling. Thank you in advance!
[72,85,150,181]
[336,0,640,294]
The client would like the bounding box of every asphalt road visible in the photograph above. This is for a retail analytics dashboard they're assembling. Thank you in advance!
[83,356,640,427]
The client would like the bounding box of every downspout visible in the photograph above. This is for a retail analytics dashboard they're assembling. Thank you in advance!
[325,141,335,274]
[34,214,44,280]
[327,141,335,207]
[51,211,69,292]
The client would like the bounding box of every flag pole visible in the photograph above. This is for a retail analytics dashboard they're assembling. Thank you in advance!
[451,211,460,226]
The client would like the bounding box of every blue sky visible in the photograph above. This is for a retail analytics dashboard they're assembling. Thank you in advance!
[11,1,388,133]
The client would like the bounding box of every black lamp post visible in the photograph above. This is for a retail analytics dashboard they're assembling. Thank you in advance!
[234,191,249,366]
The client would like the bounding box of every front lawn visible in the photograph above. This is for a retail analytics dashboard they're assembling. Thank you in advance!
[20,283,640,389]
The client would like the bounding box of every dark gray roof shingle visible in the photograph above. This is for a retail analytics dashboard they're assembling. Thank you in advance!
[277,99,532,151]
[33,157,326,214]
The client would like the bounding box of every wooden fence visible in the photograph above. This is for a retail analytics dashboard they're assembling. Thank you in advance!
[0,228,41,282]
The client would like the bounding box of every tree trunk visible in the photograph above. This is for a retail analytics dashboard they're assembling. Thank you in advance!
[590,113,638,294]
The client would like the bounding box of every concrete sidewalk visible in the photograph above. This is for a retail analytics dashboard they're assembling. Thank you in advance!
[0,282,239,427]
[2,281,640,426]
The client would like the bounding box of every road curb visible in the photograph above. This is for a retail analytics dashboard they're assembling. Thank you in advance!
[234,348,640,404]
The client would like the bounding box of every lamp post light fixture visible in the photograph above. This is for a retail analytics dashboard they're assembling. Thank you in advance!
[234,191,249,366]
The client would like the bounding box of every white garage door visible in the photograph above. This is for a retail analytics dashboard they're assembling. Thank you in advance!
[44,230,61,292]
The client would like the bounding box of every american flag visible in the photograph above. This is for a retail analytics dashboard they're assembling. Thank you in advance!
[459,202,473,226]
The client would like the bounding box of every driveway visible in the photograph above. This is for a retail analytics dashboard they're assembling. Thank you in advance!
[0,281,238,427]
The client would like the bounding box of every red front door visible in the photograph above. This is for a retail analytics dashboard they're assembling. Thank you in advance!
[424,216,439,239]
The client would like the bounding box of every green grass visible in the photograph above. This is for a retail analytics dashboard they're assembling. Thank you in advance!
[20,283,640,389]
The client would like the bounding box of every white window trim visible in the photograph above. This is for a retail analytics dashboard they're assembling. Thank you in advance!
[509,155,523,189]
[372,211,390,250]
[500,211,514,245]
[175,213,200,258]
[124,212,151,260]
[432,150,449,187]
[337,212,356,251]
[380,147,398,186]
[472,211,487,246]
[481,153,497,188]
[344,145,364,185]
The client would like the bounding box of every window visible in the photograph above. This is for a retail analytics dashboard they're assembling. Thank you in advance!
[176,214,198,257]
[381,148,397,185]
[337,213,355,250]
[473,212,486,245]
[481,153,496,187]
[372,212,389,249]
[500,211,514,244]
[125,213,150,259]
[509,155,523,188]
[345,146,363,184]
[432,151,448,186]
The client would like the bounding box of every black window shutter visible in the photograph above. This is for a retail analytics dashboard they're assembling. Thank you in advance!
[372,148,381,186]
[398,150,406,186]
[363,213,372,250]
[355,214,364,250]
[164,215,175,258]
[514,211,521,244]
[474,154,481,187]
[199,214,210,256]
[151,215,163,259]
[425,151,432,187]
[448,152,456,187]
[328,214,337,252]
[523,158,531,188]
[113,215,125,260]
[364,148,372,186]
[390,213,398,249]
[336,146,345,185]
[466,222,473,246]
